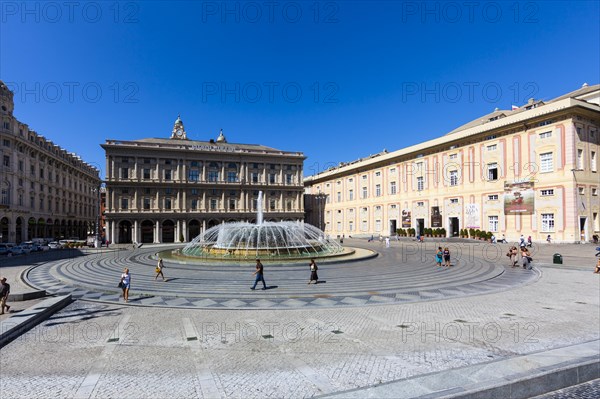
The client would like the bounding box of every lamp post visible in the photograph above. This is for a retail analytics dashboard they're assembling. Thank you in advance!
[94,184,102,248]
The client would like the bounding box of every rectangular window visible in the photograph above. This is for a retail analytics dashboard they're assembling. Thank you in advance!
[449,153,457,159]
[121,198,129,210]
[539,131,552,139]
[208,171,219,182]
[541,213,555,232]
[189,170,199,181]
[2,139,9,147]
[349,189,354,200]
[450,198,458,204]
[2,155,9,167]
[191,199,198,210]
[541,189,554,196]
[286,174,293,184]
[227,171,237,183]
[417,201,424,207]
[488,194,499,201]
[165,198,172,210]
[269,199,276,210]
[269,173,276,184]
[30,165,35,176]
[349,221,354,232]
[251,172,259,183]
[577,149,584,170]
[375,171,381,177]
[592,187,598,196]
[210,199,217,210]
[540,152,553,172]
[450,170,458,186]
[143,198,150,210]
[417,176,424,191]
[487,163,498,181]
[487,144,497,151]
[164,170,172,180]
[362,187,368,198]
[229,198,236,210]
[578,187,585,195]
[389,168,396,174]
[488,215,498,232]
[592,151,597,172]
[337,192,341,202]
[18,160,23,172]
[1,188,8,205]
[375,184,381,197]
[143,168,151,179]
[390,181,397,195]
[121,168,129,179]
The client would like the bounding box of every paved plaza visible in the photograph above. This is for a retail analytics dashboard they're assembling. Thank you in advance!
[0,239,598,398]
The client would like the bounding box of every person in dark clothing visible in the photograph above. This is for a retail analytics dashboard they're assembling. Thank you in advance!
[251,259,267,290]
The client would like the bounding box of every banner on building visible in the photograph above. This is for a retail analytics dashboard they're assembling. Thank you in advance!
[401,210,411,228]
[465,203,480,229]
[504,181,535,214]
[431,206,442,228]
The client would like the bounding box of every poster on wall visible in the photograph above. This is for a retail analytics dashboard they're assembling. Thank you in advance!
[402,210,412,228]
[431,206,442,227]
[504,181,535,214]
[465,203,480,229]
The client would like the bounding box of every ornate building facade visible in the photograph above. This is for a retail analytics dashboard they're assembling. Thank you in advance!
[304,84,600,243]
[102,117,305,244]
[0,80,102,243]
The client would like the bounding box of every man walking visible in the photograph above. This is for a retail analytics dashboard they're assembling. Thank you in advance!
[251,259,267,290]
[0,277,11,315]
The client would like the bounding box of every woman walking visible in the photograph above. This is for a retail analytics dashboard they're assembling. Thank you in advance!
[155,257,165,281]
[308,259,319,284]
[521,247,532,270]
[443,247,451,267]
[508,246,518,267]
[120,268,131,302]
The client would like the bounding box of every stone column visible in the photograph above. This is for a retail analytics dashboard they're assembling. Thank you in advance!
[155,220,160,243]
[134,220,139,244]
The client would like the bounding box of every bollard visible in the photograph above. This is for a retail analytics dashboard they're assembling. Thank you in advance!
[553,253,563,264]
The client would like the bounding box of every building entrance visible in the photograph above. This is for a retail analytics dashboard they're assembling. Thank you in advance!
[449,217,460,237]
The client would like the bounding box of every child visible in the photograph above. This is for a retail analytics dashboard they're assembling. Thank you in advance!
[435,247,443,267]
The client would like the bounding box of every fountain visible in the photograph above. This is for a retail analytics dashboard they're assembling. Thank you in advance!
[177,191,348,262]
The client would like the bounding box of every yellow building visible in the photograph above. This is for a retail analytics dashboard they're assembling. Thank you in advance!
[304,84,600,243]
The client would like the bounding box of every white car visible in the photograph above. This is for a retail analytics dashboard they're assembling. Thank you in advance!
[48,242,62,249]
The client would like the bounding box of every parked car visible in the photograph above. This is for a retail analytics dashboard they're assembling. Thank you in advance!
[38,244,50,251]
[9,246,25,255]
[0,244,11,256]
[20,244,33,254]
[48,241,62,249]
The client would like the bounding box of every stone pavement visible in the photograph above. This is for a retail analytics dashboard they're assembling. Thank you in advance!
[0,239,598,398]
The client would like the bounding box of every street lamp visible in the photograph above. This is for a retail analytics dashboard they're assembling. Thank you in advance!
[93,184,102,248]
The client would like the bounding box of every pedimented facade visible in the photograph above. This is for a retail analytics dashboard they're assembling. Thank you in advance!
[304,84,600,243]
[102,117,305,244]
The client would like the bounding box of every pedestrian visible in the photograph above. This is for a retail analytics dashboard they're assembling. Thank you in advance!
[0,277,10,315]
[251,259,267,290]
[521,247,532,270]
[527,236,533,248]
[500,234,507,243]
[594,258,600,274]
[308,259,319,284]
[546,234,552,243]
[385,237,390,248]
[435,247,443,267]
[155,257,165,281]
[519,235,525,247]
[120,268,131,302]
[443,247,451,267]
[507,246,519,267]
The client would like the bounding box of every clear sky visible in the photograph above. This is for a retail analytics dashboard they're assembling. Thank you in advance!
[1,1,599,178]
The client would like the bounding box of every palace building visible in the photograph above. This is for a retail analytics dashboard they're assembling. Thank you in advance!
[102,117,305,244]
[304,84,600,243]
[0,80,102,243]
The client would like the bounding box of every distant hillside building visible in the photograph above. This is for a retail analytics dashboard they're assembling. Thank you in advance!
[102,117,305,244]
[304,84,600,243]
[0,80,101,243]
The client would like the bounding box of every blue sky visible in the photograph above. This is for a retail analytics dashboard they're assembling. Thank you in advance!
[1,1,599,178]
